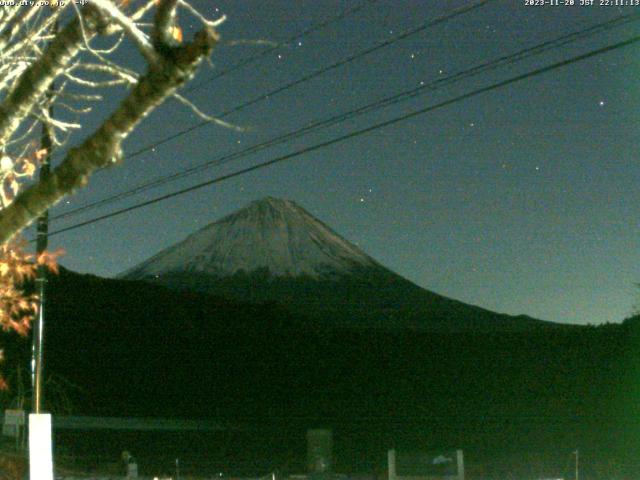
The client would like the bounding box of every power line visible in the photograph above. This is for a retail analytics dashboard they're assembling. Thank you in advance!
[52,0,495,220]
[43,33,640,239]
[110,0,495,161]
[49,0,380,165]
[51,11,640,222]
[183,0,379,94]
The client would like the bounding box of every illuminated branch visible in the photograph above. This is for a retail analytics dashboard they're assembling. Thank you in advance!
[0,27,218,243]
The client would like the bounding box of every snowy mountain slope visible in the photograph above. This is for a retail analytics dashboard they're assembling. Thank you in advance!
[121,197,378,280]
[120,197,560,331]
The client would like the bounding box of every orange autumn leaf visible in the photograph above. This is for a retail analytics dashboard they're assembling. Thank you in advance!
[37,248,65,274]
[35,148,48,162]
[172,26,183,43]
[20,160,36,177]
[0,238,63,387]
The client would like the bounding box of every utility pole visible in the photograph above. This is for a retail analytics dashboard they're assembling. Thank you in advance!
[29,16,57,480]
[29,84,54,480]
[32,114,51,414]
[32,10,58,417]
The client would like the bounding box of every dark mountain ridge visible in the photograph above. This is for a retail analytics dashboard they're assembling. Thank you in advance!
[5,197,637,474]
[36,268,639,421]
[3,267,637,476]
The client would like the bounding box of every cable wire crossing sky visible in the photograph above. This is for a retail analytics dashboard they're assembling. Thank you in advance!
[44,0,640,326]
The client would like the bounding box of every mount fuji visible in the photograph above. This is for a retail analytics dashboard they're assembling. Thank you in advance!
[28,198,631,465]
[121,197,379,280]
[120,197,557,331]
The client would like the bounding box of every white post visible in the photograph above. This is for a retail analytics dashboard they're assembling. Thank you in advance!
[388,449,397,480]
[29,413,54,480]
[456,450,464,480]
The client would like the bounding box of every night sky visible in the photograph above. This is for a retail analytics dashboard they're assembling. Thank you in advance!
[39,0,640,325]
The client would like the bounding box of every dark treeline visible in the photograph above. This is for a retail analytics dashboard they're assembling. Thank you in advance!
[4,268,639,478]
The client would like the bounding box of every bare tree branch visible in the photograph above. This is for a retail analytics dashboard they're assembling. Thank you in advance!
[0,27,219,243]
[91,0,158,63]
[0,8,105,147]
[153,0,179,48]
[172,92,245,131]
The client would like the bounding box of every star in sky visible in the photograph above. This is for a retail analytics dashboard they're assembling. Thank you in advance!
[54,0,638,326]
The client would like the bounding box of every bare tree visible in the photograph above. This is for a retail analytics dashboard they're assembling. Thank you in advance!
[0,0,223,359]
[0,0,224,242]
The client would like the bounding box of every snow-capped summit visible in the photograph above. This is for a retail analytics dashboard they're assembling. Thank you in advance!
[121,197,378,280]
[119,197,555,332]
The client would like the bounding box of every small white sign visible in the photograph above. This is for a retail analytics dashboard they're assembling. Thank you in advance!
[127,462,138,478]
[2,409,24,438]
